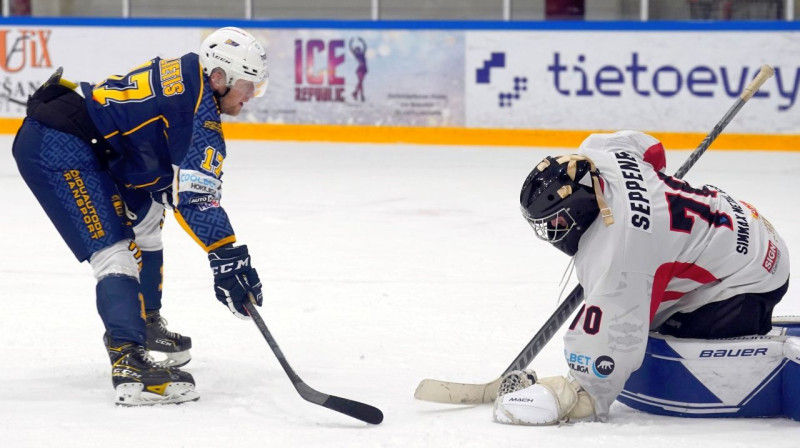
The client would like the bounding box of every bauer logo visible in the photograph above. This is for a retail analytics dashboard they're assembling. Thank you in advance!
[592,356,615,378]
[699,348,768,358]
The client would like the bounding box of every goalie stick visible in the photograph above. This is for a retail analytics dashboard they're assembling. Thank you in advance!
[414,64,775,405]
[244,301,384,424]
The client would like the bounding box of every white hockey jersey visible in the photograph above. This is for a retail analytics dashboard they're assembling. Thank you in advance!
[563,131,790,420]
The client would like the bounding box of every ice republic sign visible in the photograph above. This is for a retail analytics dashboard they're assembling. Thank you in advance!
[294,38,368,103]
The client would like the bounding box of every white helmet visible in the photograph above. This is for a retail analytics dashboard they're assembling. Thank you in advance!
[199,27,268,97]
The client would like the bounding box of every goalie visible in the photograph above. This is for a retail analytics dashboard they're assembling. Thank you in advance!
[495,130,795,424]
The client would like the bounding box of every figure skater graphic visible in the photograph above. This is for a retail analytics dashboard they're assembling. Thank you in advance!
[349,37,367,102]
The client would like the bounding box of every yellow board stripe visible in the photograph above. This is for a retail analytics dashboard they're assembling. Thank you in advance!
[220,123,800,151]
[0,118,796,151]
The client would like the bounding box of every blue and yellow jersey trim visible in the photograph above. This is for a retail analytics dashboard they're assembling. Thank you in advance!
[104,115,170,140]
[195,62,204,115]
[173,208,236,253]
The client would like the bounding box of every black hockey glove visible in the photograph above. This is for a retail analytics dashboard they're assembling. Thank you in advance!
[208,245,263,320]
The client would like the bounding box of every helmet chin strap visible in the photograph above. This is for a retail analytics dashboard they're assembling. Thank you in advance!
[214,86,231,99]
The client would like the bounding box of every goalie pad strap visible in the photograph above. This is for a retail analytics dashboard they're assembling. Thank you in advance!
[537,376,596,421]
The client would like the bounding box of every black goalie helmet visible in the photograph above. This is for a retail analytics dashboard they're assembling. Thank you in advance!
[519,155,613,256]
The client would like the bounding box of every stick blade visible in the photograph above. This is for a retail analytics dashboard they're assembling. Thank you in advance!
[322,395,384,425]
[414,377,502,404]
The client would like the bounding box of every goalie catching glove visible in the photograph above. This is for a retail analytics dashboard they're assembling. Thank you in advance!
[208,244,263,319]
[493,370,596,425]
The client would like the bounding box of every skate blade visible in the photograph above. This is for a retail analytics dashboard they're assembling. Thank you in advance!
[147,350,191,368]
[115,382,200,407]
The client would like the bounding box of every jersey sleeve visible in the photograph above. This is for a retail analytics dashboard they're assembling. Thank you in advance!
[170,57,236,253]
[566,136,658,420]
[578,130,666,172]
[162,56,200,161]
[564,272,652,421]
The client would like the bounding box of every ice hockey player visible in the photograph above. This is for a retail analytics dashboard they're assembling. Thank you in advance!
[12,27,268,405]
[494,130,794,424]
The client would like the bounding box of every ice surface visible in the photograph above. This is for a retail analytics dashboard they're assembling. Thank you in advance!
[1,136,798,447]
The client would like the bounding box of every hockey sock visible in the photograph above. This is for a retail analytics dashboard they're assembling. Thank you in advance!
[97,274,146,345]
[140,249,164,312]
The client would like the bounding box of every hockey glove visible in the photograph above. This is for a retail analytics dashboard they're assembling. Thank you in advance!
[494,372,596,425]
[208,245,263,320]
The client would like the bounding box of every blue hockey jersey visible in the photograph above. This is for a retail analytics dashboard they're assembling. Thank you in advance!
[80,53,235,252]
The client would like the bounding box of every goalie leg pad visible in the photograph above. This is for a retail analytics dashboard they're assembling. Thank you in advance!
[783,337,800,421]
[620,331,799,420]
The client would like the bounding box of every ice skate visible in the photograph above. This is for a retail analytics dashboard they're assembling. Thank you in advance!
[145,310,192,368]
[105,334,199,406]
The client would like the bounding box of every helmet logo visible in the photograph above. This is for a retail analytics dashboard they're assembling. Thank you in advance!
[213,54,232,64]
[577,171,593,188]
[224,39,240,47]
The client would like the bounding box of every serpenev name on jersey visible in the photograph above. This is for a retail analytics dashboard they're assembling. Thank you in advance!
[614,151,652,231]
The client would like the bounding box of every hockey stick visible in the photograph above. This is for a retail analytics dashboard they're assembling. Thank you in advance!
[673,64,774,179]
[0,94,26,106]
[244,301,384,424]
[1,67,78,107]
[414,64,775,405]
[414,285,584,405]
